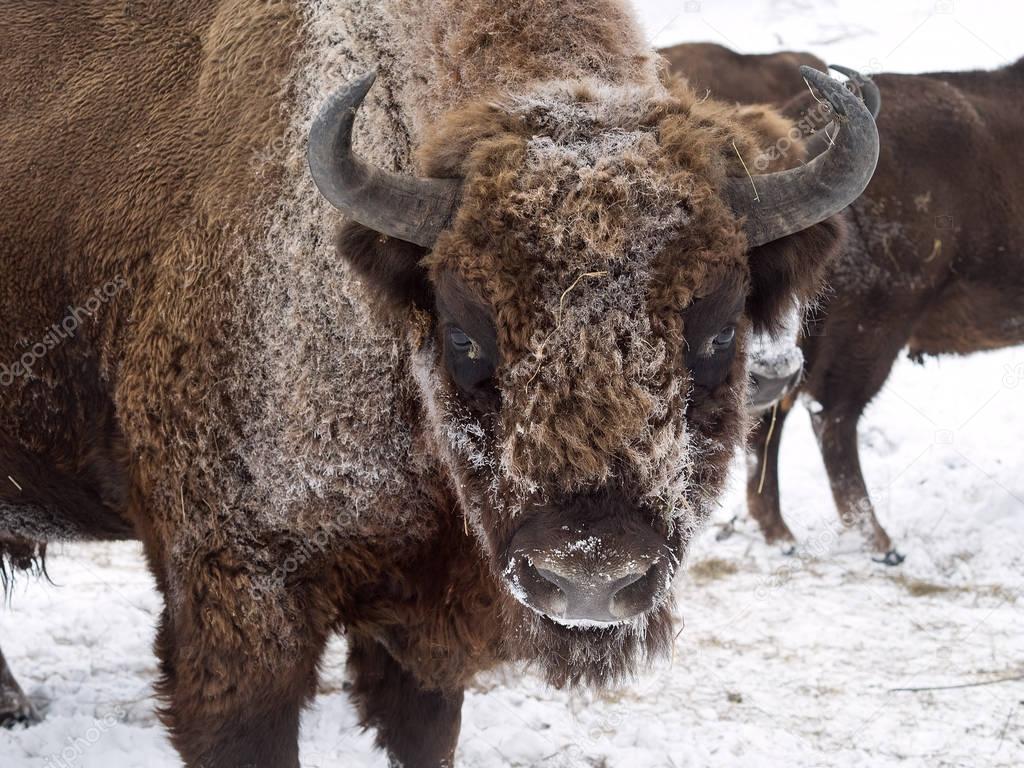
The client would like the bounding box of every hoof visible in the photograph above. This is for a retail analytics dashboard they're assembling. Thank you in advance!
[872,549,905,567]
[0,693,41,730]
[762,530,797,550]
[714,516,738,542]
[780,544,798,558]
[0,708,42,729]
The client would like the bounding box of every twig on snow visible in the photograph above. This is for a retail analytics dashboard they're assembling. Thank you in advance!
[889,673,1024,693]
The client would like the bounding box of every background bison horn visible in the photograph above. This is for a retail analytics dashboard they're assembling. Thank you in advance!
[308,71,462,248]
[725,66,880,248]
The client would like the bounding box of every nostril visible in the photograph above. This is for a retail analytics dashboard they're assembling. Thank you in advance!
[609,560,664,620]
[609,568,645,593]
[517,559,567,616]
[749,371,796,408]
[535,567,571,593]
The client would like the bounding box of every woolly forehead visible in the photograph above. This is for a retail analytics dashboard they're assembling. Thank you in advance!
[421,80,749,354]
[418,83,750,497]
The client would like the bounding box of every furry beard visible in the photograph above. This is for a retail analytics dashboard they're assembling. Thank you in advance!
[501,587,675,688]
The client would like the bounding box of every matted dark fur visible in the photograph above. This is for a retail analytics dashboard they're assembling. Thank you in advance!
[2,3,845,765]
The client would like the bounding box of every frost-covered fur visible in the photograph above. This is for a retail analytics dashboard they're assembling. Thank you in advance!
[406,67,828,572]
[1,1,843,765]
[232,1,670,541]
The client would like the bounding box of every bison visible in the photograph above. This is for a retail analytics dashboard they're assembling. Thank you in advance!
[0,2,878,765]
[660,41,826,105]
[661,43,879,419]
[665,43,1024,561]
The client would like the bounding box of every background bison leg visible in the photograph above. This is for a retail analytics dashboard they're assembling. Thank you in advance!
[347,635,464,768]
[152,558,332,768]
[746,393,798,546]
[801,308,913,563]
[0,644,40,728]
[809,406,902,562]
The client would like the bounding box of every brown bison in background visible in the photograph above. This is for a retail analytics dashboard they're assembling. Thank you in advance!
[664,43,1024,561]
[661,41,825,104]
[0,3,879,764]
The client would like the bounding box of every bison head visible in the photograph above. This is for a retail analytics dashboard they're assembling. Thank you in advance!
[309,67,875,684]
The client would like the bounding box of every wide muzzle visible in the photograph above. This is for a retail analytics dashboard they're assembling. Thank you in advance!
[504,492,673,625]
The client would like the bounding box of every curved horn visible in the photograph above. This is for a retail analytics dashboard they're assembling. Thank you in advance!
[725,66,879,248]
[801,65,881,160]
[830,65,880,118]
[308,71,462,248]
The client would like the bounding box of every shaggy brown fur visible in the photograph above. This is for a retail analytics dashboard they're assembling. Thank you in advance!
[660,48,1024,553]
[660,42,826,105]
[2,2,843,765]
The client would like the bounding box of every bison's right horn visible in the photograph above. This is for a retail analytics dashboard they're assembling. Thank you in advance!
[830,65,880,118]
[308,71,462,248]
[725,66,880,248]
[800,65,881,165]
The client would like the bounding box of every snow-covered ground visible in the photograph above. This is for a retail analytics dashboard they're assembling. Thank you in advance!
[3,1,1023,766]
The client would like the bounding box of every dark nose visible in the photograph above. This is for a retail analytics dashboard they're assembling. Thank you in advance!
[506,512,670,625]
[748,368,801,414]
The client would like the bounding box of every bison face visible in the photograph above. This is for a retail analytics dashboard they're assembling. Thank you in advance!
[417,258,748,637]
[311,69,874,684]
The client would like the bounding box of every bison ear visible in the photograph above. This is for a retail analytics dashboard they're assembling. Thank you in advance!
[746,214,845,335]
[335,222,432,313]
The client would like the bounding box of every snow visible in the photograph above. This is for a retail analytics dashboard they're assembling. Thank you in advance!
[4,1,1024,766]
[638,0,1018,75]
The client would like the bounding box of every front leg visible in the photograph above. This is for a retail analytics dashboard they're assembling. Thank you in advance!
[0,644,40,728]
[1,535,46,728]
[347,635,464,768]
[809,405,899,561]
[153,552,331,768]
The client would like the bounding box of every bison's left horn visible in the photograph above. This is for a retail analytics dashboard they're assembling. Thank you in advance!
[725,66,880,248]
[308,71,462,248]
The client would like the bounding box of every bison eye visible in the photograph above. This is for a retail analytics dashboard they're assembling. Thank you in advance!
[449,327,476,356]
[686,323,739,391]
[444,325,496,398]
[712,326,736,351]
